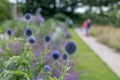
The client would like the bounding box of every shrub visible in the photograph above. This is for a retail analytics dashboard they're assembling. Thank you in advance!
[115,42,120,52]
[54,13,68,21]
[0,17,79,80]
[0,0,12,22]
[90,25,120,52]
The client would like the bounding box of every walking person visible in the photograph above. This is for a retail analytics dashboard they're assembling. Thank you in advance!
[82,20,87,36]
[68,18,74,28]
[86,18,92,36]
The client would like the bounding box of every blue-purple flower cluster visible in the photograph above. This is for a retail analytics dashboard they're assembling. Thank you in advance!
[0,13,79,80]
[25,28,33,37]
[52,50,60,60]
[28,36,36,44]
[24,13,31,20]
[6,28,12,35]
[64,41,77,55]
[44,35,51,42]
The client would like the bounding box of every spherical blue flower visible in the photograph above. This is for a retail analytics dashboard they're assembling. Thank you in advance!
[52,50,60,60]
[6,29,12,35]
[44,35,51,42]
[28,37,36,44]
[24,13,31,20]
[64,41,77,55]
[44,65,51,72]
[62,53,69,60]
[25,28,33,37]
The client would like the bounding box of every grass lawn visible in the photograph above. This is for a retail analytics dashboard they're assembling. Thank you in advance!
[69,28,120,80]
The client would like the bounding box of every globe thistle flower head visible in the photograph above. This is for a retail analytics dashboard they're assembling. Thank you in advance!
[28,36,36,44]
[52,50,60,60]
[6,28,12,35]
[24,13,31,20]
[44,65,51,72]
[62,53,69,60]
[44,35,51,42]
[25,28,33,37]
[64,41,77,55]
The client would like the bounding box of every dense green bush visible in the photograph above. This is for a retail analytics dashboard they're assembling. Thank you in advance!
[80,12,111,25]
[90,26,120,52]
[61,13,111,27]
[107,8,120,27]
[80,10,120,27]
[0,0,12,22]
[54,13,68,21]
[68,9,119,27]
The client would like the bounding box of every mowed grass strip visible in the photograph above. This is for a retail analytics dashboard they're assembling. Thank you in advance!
[69,29,120,80]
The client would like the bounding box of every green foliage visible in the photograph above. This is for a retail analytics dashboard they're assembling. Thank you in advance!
[0,20,26,37]
[82,0,119,7]
[79,12,110,25]
[80,7,120,27]
[20,0,80,14]
[0,19,61,38]
[18,0,120,27]
[66,13,110,26]
[72,12,119,27]
[107,8,120,27]
[0,56,31,80]
[0,19,74,80]
[0,38,41,80]
[90,26,120,52]
[48,76,58,80]
[0,0,12,22]
[54,13,68,21]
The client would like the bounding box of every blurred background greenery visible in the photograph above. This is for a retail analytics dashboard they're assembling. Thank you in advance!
[0,0,12,22]
[18,0,120,27]
[0,0,120,27]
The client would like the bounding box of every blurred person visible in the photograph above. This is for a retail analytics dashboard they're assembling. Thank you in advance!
[82,20,87,36]
[86,18,92,36]
[68,18,74,28]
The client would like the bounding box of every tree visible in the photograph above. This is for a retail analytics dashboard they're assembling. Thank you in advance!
[82,0,120,14]
[20,0,82,15]
[19,0,120,17]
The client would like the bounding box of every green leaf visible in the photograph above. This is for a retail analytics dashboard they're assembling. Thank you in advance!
[48,76,58,80]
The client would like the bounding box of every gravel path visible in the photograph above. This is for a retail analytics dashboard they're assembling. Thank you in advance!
[75,28,120,77]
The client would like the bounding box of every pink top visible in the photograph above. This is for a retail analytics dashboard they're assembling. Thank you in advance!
[82,21,87,28]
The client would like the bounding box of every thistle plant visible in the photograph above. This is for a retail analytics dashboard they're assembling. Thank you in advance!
[62,53,69,60]
[28,36,36,44]
[25,13,31,20]
[52,50,60,60]
[44,35,51,43]
[6,28,12,36]
[24,28,33,37]
[0,15,79,80]
[44,35,51,50]
[64,41,77,55]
